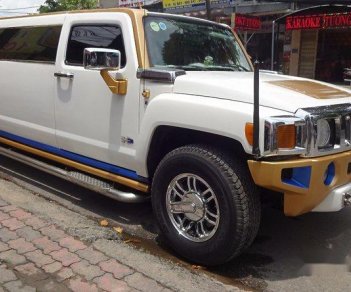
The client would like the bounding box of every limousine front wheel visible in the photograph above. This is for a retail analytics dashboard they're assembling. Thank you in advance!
[152,145,261,266]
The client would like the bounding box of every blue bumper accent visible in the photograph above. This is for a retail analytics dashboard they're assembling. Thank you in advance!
[324,162,335,186]
[0,130,148,183]
[282,166,311,189]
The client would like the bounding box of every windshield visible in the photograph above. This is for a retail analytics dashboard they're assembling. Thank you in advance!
[144,15,252,72]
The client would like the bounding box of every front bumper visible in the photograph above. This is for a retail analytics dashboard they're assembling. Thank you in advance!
[248,151,351,216]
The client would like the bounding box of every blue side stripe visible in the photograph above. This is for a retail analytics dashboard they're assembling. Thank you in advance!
[0,130,148,183]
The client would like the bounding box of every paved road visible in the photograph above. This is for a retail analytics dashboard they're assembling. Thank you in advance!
[1,155,351,291]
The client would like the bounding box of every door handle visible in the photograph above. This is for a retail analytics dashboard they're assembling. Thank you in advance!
[54,72,74,79]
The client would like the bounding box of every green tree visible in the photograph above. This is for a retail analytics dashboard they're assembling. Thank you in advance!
[39,0,98,13]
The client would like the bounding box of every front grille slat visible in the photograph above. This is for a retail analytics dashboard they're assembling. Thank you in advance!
[296,104,351,157]
[335,116,342,148]
[346,115,351,146]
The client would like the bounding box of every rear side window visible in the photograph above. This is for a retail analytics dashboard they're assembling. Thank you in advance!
[0,26,62,63]
[66,25,126,67]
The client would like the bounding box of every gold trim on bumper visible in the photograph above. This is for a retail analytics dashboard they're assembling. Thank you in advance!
[248,151,351,216]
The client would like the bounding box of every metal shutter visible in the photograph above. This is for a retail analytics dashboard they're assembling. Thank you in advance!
[298,30,318,79]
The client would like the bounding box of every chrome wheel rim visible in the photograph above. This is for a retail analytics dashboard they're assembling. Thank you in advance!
[166,173,220,242]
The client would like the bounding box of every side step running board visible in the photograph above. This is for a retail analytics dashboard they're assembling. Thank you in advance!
[0,145,149,203]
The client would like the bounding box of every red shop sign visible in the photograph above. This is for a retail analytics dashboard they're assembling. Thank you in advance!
[286,12,351,30]
[231,13,261,31]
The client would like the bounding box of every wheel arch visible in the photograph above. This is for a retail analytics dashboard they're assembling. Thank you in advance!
[146,125,249,180]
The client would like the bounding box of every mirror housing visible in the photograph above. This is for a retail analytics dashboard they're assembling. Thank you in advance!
[83,48,121,71]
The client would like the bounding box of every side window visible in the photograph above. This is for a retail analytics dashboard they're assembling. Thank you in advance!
[0,26,62,63]
[66,25,126,67]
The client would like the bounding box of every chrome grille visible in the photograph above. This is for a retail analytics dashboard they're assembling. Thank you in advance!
[296,103,351,157]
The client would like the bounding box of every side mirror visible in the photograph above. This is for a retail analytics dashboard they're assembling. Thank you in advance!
[83,48,121,71]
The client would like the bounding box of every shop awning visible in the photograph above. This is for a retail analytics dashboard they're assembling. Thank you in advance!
[275,4,351,25]
[270,4,351,70]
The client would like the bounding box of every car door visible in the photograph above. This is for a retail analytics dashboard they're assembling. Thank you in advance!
[54,13,141,173]
[0,16,64,147]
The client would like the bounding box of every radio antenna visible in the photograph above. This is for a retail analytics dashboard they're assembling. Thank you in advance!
[253,60,260,158]
[142,6,147,92]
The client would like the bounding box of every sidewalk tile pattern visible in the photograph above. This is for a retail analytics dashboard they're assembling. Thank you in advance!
[0,199,169,291]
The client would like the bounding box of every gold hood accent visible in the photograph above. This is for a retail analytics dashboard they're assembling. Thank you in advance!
[267,80,350,99]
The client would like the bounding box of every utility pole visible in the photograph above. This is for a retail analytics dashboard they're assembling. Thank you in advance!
[205,0,211,20]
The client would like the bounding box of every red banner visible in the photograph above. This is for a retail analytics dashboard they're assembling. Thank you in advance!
[286,12,351,30]
[231,13,261,31]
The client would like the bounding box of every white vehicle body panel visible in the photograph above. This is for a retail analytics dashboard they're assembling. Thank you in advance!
[136,92,290,176]
[54,13,141,170]
[0,15,65,146]
[173,72,351,113]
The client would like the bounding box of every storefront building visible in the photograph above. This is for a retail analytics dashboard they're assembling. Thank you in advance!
[274,4,351,83]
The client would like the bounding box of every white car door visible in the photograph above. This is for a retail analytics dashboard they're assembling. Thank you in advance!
[0,15,64,147]
[54,13,141,177]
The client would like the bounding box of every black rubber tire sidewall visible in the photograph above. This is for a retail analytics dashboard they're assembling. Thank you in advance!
[152,146,249,266]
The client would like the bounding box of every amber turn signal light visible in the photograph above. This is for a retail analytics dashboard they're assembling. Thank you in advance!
[277,125,296,149]
[245,123,296,149]
[245,123,254,146]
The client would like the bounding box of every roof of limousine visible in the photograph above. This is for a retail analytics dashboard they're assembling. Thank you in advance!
[0,7,147,20]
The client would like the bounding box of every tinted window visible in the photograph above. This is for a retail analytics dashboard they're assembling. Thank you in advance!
[66,25,126,67]
[0,26,61,63]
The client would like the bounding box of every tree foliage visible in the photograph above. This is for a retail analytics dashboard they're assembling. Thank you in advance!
[39,0,98,13]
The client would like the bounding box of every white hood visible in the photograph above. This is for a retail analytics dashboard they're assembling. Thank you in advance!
[173,71,351,113]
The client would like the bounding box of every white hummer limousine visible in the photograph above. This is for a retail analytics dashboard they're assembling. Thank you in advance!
[1,8,351,266]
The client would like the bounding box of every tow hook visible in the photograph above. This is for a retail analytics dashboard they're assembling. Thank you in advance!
[344,192,351,207]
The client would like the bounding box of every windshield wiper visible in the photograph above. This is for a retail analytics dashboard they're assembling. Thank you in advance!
[184,64,251,72]
[226,64,250,72]
[156,64,250,72]
[154,64,205,71]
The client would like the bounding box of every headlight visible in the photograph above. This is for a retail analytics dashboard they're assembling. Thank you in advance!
[316,119,331,148]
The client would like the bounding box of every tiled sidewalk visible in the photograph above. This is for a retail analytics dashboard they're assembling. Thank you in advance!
[0,198,166,292]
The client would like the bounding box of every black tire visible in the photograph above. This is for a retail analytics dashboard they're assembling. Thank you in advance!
[151,145,261,266]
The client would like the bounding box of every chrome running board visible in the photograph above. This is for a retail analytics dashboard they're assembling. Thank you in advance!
[0,145,149,203]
